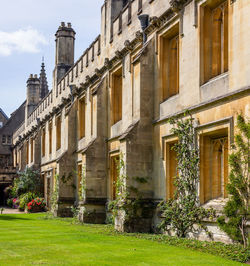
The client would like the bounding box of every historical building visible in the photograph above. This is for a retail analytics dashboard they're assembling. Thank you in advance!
[12,0,249,242]
[0,104,25,205]
[0,61,49,206]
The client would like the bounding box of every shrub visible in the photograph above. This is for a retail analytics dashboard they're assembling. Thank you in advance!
[217,115,249,247]
[27,198,46,213]
[7,198,13,208]
[19,192,39,211]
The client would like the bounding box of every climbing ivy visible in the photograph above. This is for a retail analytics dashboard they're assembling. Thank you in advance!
[217,115,249,248]
[78,164,86,202]
[158,113,215,238]
[50,173,59,214]
[108,153,149,228]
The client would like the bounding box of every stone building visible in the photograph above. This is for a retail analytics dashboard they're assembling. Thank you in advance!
[0,61,49,206]
[12,0,250,242]
[0,104,25,205]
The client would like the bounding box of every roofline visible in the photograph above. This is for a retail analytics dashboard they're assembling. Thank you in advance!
[0,108,9,120]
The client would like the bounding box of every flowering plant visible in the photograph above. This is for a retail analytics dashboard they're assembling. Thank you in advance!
[12,198,19,209]
[27,197,46,212]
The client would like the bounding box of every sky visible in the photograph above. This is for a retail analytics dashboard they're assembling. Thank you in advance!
[0,0,103,117]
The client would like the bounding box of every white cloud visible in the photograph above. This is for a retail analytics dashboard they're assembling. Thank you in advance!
[0,27,48,56]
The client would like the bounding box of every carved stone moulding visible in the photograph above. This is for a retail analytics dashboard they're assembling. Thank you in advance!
[104,58,112,70]
[124,40,133,52]
[135,31,143,42]
[95,68,102,78]
[170,0,189,12]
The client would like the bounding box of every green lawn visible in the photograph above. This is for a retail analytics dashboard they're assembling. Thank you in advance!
[0,213,243,265]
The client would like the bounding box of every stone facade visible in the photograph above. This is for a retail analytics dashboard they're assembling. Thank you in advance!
[11,0,250,242]
[0,104,25,205]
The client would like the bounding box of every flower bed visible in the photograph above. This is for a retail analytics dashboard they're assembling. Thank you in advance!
[27,198,46,213]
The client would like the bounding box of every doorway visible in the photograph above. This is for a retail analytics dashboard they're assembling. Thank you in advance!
[0,183,10,206]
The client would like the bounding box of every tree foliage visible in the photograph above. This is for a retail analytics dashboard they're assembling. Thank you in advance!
[159,114,214,238]
[11,168,41,197]
[217,115,249,247]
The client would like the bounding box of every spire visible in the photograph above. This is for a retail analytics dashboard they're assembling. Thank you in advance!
[39,58,49,99]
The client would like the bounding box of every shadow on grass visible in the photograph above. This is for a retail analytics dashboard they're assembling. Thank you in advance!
[0,215,32,221]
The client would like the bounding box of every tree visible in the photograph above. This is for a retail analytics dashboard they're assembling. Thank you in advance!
[12,168,42,197]
[217,115,249,247]
[159,114,214,238]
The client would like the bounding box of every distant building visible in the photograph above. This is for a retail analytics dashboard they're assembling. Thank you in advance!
[0,61,49,206]
[0,108,8,128]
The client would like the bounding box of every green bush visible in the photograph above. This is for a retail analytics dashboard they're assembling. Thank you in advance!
[19,192,39,211]
[217,115,249,248]
[7,198,13,208]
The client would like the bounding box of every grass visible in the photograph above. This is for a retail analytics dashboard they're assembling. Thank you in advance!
[0,213,244,265]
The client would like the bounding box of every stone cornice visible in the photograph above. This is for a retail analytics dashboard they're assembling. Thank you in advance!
[154,86,250,124]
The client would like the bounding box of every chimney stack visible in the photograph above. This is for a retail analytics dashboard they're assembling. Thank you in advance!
[26,74,40,119]
[54,22,76,83]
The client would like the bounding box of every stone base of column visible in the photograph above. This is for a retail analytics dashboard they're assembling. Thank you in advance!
[78,198,106,224]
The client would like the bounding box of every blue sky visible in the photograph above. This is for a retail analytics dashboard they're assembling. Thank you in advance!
[0,0,103,117]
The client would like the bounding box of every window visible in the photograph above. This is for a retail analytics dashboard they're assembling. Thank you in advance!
[78,97,86,139]
[132,60,140,118]
[110,154,119,200]
[90,95,93,136]
[138,0,142,13]
[111,67,123,125]
[30,138,34,163]
[7,135,11,144]
[200,129,228,204]
[165,141,178,199]
[2,135,6,144]
[161,24,179,101]
[42,128,46,157]
[46,174,51,208]
[78,164,82,197]
[200,1,228,84]
[0,122,3,128]
[56,116,61,150]
[26,140,29,164]
[49,122,52,154]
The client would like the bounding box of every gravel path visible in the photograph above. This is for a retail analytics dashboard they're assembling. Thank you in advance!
[0,207,23,214]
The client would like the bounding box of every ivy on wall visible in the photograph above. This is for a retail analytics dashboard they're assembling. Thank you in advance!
[158,113,215,238]
[218,115,249,248]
